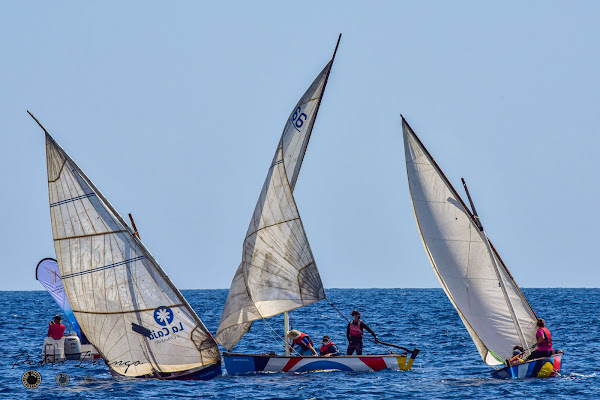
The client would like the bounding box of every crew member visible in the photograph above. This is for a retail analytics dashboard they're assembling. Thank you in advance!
[319,335,340,357]
[527,318,554,360]
[346,310,378,355]
[288,329,318,356]
[47,315,66,340]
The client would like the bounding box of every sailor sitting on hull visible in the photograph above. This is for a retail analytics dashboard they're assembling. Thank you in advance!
[319,335,340,357]
[287,330,318,356]
[527,318,554,360]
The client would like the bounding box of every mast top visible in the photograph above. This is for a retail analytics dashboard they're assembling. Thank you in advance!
[332,34,342,61]
[27,110,51,136]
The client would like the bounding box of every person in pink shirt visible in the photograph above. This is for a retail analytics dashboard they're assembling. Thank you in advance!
[527,318,553,360]
[47,315,66,340]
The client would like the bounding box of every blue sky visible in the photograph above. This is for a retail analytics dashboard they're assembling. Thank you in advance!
[1,1,599,290]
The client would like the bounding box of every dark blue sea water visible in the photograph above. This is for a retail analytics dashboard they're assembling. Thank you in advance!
[1,289,597,399]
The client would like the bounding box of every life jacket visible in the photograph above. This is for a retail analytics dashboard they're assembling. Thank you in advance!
[349,321,363,337]
[539,327,552,350]
[293,332,313,350]
[320,341,335,354]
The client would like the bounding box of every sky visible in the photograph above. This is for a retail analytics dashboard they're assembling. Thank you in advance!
[1,1,599,291]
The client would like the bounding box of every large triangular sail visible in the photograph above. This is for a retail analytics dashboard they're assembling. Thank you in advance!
[215,37,340,351]
[36,116,220,377]
[402,117,538,365]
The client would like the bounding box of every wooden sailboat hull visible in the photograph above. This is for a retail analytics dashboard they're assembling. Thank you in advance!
[223,352,418,374]
[490,353,562,379]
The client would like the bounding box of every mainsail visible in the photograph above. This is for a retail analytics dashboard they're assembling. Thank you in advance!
[36,258,82,339]
[34,114,220,377]
[215,37,340,351]
[402,117,538,365]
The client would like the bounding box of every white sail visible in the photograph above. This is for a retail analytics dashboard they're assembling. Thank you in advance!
[402,118,538,365]
[44,131,220,377]
[215,57,336,351]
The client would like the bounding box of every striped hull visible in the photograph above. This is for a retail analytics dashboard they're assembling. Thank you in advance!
[223,352,419,375]
[491,353,563,379]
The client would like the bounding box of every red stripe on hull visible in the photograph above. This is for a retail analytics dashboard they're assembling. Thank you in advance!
[552,355,562,376]
[282,357,303,372]
[359,357,387,371]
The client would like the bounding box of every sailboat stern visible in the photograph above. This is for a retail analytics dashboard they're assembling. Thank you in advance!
[491,352,563,379]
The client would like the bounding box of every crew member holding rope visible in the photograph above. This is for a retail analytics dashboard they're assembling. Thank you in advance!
[346,310,378,355]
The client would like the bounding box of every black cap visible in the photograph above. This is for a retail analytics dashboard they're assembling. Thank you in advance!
[351,310,360,316]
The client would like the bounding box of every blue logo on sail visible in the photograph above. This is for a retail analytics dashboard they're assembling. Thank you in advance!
[154,306,174,326]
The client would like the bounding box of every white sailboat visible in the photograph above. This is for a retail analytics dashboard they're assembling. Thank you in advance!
[30,112,222,380]
[215,35,420,374]
[402,116,562,378]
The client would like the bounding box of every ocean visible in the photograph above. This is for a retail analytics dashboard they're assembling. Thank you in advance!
[1,288,597,399]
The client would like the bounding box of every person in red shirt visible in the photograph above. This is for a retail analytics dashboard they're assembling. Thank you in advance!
[527,318,554,360]
[47,315,66,340]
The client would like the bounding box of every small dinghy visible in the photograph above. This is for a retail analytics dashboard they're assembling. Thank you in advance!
[37,258,101,362]
[215,35,420,375]
[402,116,562,379]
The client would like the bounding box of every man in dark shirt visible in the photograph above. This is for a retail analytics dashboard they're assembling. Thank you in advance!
[346,310,378,355]
[47,315,66,340]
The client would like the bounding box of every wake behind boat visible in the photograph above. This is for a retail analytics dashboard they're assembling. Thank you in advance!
[402,116,562,379]
[215,35,420,374]
[29,112,221,380]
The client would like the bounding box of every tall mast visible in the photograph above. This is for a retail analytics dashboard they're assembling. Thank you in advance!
[284,34,340,354]
[461,178,529,353]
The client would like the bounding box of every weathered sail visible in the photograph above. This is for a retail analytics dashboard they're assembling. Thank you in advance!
[215,57,336,351]
[44,132,220,377]
[36,258,82,339]
[402,118,538,365]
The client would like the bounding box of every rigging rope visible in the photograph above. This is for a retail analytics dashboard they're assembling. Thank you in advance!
[260,315,301,356]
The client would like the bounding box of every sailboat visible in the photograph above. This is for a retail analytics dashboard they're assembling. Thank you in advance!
[29,111,222,380]
[402,116,562,379]
[36,257,101,361]
[215,35,420,374]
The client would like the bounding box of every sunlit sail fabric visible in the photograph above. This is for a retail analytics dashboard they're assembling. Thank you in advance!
[45,133,220,377]
[402,119,537,365]
[36,258,82,339]
[216,61,333,351]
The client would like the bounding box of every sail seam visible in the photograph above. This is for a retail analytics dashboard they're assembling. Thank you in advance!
[244,217,301,239]
[54,230,128,241]
[50,192,96,207]
[61,256,145,279]
[48,157,67,183]
[73,304,185,314]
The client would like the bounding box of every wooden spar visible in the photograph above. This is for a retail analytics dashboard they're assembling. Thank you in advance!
[27,110,51,134]
[128,213,141,239]
[460,178,529,353]
[284,312,290,356]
